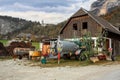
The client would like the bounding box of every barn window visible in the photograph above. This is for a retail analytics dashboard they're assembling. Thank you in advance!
[73,23,78,30]
[82,22,88,29]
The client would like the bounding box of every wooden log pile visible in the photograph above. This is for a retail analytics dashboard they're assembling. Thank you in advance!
[6,41,35,56]
[0,42,9,56]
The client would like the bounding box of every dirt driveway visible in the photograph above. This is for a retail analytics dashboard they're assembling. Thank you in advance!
[0,59,120,80]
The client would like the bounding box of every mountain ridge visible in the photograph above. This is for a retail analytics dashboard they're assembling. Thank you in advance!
[91,0,120,15]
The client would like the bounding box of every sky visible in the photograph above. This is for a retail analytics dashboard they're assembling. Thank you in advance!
[0,0,97,24]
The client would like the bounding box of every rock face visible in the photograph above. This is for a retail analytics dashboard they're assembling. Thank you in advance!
[0,19,25,35]
[0,16,34,35]
[91,0,120,15]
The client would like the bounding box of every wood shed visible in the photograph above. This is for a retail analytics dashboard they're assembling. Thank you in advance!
[60,8,120,55]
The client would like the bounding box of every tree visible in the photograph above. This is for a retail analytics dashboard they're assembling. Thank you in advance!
[96,29,108,53]
[80,32,94,60]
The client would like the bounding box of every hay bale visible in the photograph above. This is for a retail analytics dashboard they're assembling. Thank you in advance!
[90,57,99,63]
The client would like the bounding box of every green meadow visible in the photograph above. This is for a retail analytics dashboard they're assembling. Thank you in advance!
[0,40,8,46]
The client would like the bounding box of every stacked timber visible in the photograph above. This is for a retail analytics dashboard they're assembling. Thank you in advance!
[0,42,8,56]
[6,41,35,56]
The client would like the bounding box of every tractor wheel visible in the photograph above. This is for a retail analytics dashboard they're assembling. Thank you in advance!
[63,54,71,60]
[79,54,87,61]
[18,55,22,60]
[75,55,80,60]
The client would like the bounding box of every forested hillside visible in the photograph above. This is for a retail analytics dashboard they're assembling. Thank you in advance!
[0,15,66,40]
[102,6,120,29]
[0,16,41,39]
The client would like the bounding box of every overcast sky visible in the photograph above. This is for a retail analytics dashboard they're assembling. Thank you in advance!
[0,0,97,24]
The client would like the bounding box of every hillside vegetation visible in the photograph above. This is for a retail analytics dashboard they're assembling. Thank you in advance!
[0,15,66,40]
[102,6,120,29]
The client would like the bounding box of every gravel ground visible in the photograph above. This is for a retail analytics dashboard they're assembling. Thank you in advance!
[0,59,120,80]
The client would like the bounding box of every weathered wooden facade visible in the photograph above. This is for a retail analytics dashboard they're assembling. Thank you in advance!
[60,8,120,55]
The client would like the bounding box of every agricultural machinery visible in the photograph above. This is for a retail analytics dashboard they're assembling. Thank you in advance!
[49,38,86,60]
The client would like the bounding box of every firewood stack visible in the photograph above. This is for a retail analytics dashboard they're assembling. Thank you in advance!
[6,41,35,56]
[0,42,9,56]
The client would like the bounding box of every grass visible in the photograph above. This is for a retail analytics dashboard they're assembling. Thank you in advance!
[43,59,120,67]
[32,42,39,50]
[28,59,94,68]
[27,55,120,68]
[0,55,120,67]
[116,55,120,61]
[0,40,8,46]
[0,56,12,61]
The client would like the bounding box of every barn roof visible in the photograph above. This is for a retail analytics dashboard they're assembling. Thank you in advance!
[60,8,120,35]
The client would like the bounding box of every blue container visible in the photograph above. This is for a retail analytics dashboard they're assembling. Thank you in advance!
[41,57,46,64]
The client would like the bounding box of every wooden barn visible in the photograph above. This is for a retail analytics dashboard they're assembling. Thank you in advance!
[60,8,120,55]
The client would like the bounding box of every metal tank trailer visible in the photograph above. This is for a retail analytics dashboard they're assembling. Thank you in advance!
[50,39,84,60]
[13,48,35,59]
